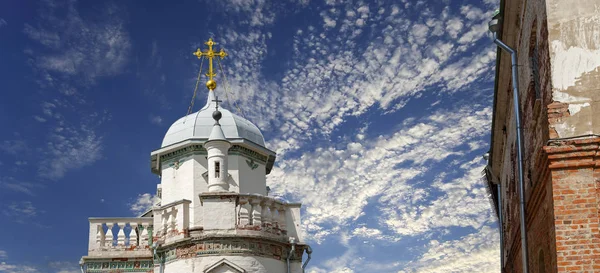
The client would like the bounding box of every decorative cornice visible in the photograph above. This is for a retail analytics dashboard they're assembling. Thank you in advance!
[543,136,600,169]
[151,140,276,175]
[83,259,153,272]
[156,237,305,264]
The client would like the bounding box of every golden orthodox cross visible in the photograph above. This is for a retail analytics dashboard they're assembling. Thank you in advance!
[193,38,228,90]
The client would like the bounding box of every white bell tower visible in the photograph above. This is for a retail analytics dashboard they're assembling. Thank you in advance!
[80,38,313,273]
[147,39,311,273]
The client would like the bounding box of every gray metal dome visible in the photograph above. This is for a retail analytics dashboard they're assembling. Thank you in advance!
[161,91,265,148]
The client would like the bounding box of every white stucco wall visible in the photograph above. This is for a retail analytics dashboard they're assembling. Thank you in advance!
[230,154,267,195]
[161,154,209,227]
[160,255,302,273]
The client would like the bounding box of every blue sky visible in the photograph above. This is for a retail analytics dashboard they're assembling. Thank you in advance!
[0,0,501,272]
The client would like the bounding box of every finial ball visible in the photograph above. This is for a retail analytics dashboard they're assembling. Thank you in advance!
[213,110,222,121]
[206,80,217,90]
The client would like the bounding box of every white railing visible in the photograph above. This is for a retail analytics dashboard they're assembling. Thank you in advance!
[237,194,299,237]
[152,199,191,244]
[87,217,153,255]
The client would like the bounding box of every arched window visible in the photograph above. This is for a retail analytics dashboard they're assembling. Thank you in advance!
[215,162,220,178]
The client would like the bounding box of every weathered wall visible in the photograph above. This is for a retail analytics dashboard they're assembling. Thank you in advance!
[494,0,557,271]
[494,0,600,272]
[546,0,600,138]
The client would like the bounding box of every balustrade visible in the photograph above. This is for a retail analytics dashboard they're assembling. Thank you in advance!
[236,194,294,236]
[87,218,153,254]
[152,199,190,244]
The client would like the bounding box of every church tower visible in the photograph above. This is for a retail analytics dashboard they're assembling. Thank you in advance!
[80,39,311,273]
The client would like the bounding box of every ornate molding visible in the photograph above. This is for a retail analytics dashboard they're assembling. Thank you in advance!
[85,260,153,272]
[157,238,304,264]
[158,144,268,166]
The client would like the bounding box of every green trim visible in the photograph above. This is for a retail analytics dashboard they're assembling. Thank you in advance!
[159,144,268,167]
[159,144,206,161]
[229,145,267,163]
[85,260,153,272]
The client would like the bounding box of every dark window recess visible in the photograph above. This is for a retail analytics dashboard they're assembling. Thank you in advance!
[530,47,541,99]
[215,162,220,178]
[529,19,541,100]
[538,249,546,273]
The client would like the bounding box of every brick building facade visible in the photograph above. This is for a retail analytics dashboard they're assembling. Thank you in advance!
[487,0,599,272]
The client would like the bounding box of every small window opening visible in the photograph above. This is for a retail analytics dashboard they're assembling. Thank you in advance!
[215,162,220,178]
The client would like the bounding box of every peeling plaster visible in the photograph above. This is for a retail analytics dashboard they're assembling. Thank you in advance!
[568,102,591,116]
[551,41,600,91]
[547,0,600,138]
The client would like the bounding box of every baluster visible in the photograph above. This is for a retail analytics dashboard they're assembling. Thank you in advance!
[170,208,177,233]
[140,223,149,247]
[239,198,250,226]
[117,223,126,247]
[167,212,173,234]
[261,201,272,227]
[130,223,139,247]
[105,223,115,247]
[162,211,168,236]
[96,223,105,248]
[278,207,287,231]
[251,199,262,226]
[270,204,278,228]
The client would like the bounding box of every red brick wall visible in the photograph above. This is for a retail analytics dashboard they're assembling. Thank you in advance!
[545,138,600,272]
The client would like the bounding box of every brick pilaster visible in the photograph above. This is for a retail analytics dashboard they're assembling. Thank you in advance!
[544,137,600,272]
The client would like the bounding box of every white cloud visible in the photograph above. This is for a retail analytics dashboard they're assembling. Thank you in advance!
[150,115,163,125]
[0,250,39,273]
[266,104,492,243]
[0,177,41,196]
[25,1,130,90]
[0,140,27,156]
[211,0,496,163]
[130,193,159,215]
[220,0,276,27]
[3,201,39,224]
[400,226,499,272]
[49,261,80,273]
[0,18,7,28]
[33,115,47,122]
[38,122,103,180]
[0,263,38,273]
[445,18,463,39]
[17,1,125,180]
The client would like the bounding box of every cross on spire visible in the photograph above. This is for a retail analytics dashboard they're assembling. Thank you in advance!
[193,38,228,90]
[212,96,223,110]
